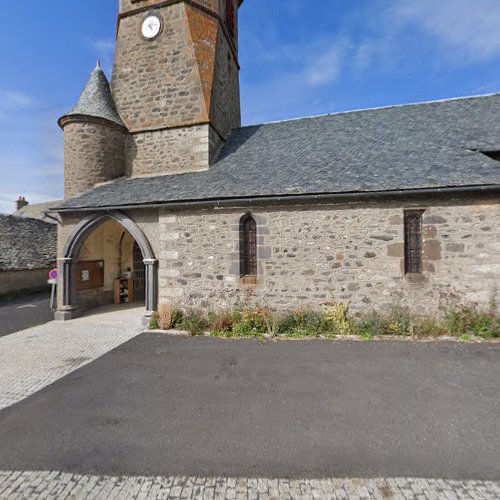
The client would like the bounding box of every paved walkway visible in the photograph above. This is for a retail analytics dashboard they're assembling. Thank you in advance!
[0,304,144,410]
[0,472,499,499]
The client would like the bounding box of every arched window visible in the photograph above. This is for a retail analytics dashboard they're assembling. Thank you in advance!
[240,213,257,278]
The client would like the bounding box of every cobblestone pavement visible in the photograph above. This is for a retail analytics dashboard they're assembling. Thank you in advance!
[0,471,499,499]
[0,304,144,410]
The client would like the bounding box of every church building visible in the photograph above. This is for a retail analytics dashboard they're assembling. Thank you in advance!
[52,0,500,320]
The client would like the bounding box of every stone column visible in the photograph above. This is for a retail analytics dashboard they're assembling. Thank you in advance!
[55,257,79,321]
[144,259,158,315]
[61,258,74,306]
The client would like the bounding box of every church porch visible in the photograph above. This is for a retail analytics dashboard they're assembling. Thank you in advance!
[55,212,158,321]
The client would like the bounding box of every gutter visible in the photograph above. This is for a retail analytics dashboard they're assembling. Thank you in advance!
[43,211,61,224]
[49,184,500,214]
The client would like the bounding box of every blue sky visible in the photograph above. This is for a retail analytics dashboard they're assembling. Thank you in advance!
[1,0,500,213]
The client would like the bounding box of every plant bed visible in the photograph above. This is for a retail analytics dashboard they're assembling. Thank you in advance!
[148,303,500,342]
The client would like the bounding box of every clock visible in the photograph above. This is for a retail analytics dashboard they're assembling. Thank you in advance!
[142,14,162,40]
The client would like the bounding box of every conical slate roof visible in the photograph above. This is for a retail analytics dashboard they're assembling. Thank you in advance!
[60,62,126,128]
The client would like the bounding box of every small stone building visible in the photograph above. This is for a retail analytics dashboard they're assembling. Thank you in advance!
[51,0,500,320]
[0,214,57,296]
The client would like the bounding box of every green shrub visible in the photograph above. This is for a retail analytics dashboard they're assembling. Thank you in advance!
[231,321,262,337]
[386,307,412,336]
[171,309,184,329]
[276,309,324,337]
[149,312,160,330]
[322,302,353,335]
[353,307,414,337]
[353,312,385,337]
[446,308,500,338]
[181,309,209,336]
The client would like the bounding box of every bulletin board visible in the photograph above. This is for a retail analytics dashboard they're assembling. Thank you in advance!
[76,260,105,291]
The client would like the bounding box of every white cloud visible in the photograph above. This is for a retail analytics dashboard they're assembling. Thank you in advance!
[393,0,500,61]
[304,42,347,86]
[0,89,32,117]
[0,101,63,214]
[88,38,115,74]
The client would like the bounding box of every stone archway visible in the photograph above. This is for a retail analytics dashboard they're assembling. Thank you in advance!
[56,211,157,321]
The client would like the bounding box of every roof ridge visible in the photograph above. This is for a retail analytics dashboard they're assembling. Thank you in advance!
[241,92,500,129]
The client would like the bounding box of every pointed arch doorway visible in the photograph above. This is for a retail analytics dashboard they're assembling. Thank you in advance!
[56,211,157,321]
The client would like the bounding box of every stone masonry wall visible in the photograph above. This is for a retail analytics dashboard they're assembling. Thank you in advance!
[208,11,241,138]
[186,2,241,138]
[126,124,223,176]
[112,2,208,132]
[0,215,56,271]
[158,198,500,315]
[118,0,238,48]
[64,122,125,199]
[0,269,51,296]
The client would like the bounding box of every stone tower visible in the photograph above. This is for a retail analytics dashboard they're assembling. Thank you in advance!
[113,0,243,177]
[59,63,127,199]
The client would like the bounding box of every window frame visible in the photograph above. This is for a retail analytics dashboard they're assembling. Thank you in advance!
[239,213,258,279]
[404,210,425,275]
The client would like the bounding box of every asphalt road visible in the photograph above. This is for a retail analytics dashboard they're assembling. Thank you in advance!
[0,290,54,337]
[0,335,499,480]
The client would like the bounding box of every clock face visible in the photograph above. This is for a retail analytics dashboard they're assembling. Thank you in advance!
[142,15,162,40]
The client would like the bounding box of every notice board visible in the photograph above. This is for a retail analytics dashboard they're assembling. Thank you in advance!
[76,260,105,291]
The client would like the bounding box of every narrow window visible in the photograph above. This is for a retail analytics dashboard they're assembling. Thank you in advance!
[226,0,235,38]
[404,210,424,274]
[240,213,257,277]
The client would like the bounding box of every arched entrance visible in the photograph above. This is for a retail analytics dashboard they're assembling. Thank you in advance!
[56,211,157,321]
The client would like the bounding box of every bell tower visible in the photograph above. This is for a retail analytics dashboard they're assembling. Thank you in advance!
[113,0,243,177]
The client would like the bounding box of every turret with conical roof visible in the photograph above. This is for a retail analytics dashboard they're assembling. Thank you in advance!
[59,63,128,199]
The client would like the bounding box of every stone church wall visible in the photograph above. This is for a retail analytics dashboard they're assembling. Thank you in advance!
[157,198,500,314]
[56,197,499,315]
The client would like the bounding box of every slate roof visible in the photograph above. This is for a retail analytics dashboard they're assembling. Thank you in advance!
[14,200,64,223]
[57,93,500,211]
[0,215,57,271]
[59,63,126,128]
